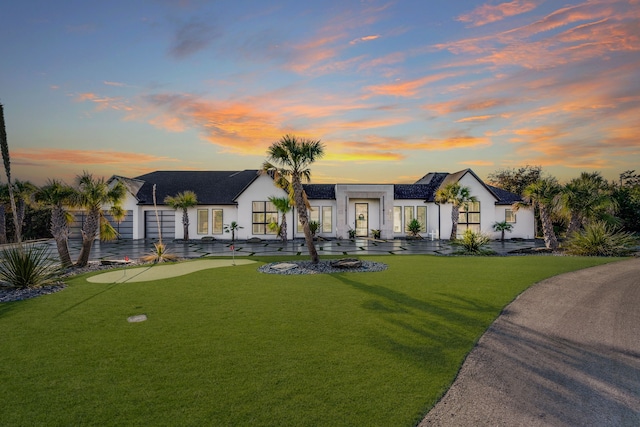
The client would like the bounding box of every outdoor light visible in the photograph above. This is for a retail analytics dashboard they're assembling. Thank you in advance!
[358,214,365,220]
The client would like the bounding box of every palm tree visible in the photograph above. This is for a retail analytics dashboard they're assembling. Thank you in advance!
[492,220,514,242]
[72,172,126,267]
[164,191,198,241]
[562,172,615,236]
[262,135,325,263]
[13,180,38,237]
[521,177,561,249]
[0,103,21,243]
[435,182,477,240]
[224,221,243,242]
[35,180,75,268]
[268,196,292,242]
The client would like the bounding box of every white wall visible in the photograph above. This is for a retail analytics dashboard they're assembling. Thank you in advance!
[234,174,288,240]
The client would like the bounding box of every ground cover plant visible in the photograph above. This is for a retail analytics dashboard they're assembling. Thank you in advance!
[0,255,619,426]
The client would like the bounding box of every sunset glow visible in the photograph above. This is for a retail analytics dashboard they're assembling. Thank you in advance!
[2,0,638,185]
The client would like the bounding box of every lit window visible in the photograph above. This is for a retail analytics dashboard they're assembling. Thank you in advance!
[322,206,332,233]
[252,201,278,235]
[417,206,427,232]
[212,209,223,234]
[505,209,516,223]
[404,206,414,232]
[197,209,208,234]
[393,207,402,233]
[458,201,481,236]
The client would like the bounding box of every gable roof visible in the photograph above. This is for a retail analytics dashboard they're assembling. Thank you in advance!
[486,184,523,205]
[133,170,260,205]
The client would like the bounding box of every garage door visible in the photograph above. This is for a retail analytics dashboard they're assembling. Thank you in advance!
[144,210,175,239]
[69,210,133,240]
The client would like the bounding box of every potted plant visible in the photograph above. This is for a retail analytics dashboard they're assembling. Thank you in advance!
[407,218,422,239]
[371,229,381,239]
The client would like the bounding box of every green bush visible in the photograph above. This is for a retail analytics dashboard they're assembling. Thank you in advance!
[0,244,63,289]
[564,222,638,256]
[453,229,495,255]
[407,218,422,237]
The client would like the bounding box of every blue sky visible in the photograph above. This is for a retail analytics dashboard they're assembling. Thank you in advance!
[1,0,639,185]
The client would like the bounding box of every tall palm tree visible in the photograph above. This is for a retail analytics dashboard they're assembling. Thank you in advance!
[35,180,75,268]
[268,196,292,242]
[521,177,561,249]
[562,172,615,236]
[263,134,325,263]
[0,103,21,243]
[13,180,38,238]
[164,191,198,241]
[435,182,477,240]
[72,172,126,267]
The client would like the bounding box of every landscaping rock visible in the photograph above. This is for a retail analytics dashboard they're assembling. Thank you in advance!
[330,258,363,269]
[127,314,147,323]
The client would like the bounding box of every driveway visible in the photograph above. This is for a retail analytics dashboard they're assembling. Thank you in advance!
[419,257,640,426]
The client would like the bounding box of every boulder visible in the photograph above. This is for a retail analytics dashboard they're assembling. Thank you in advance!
[330,258,362,269]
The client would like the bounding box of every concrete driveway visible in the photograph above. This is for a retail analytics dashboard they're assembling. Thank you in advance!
[419,257,640,426]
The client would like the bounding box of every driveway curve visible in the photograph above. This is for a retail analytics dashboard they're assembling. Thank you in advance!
[419,257,640,427]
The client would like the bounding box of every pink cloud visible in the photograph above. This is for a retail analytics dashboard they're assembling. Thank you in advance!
[458,0,539,27]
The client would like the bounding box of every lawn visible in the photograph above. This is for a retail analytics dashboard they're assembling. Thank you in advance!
[0,255,619,426]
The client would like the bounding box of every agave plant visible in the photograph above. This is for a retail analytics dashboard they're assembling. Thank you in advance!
[141,242,178,264]
[0,244,62,289]
[564,222,638,256]
[453,229,495,255]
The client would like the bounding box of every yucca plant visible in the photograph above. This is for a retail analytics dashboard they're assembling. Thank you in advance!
[0,244,62,289]
[564,222,638,256]
[141,242,178,264]
[453,229,495,255]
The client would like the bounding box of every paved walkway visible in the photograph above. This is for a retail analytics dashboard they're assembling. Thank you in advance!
[47,237,546,261]
[420,257,640,426]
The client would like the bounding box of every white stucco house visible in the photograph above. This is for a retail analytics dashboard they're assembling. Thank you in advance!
[70,168,534,241]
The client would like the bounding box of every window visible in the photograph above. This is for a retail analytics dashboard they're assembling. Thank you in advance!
[212,209,223,234]
[322,206,332,233]
[505,209,516,223]
[197,209,208,234]
[458,201,481,235]
[404,206,414,232]
[298,207,319,233]
[417,206,427,232]
[252,201,278,235]
[393,207,402,233]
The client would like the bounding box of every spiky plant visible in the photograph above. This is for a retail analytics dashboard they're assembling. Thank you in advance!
[453,229,494,255]
[0,244,62,289]
[564,222,638,256]
[141,242,178,264]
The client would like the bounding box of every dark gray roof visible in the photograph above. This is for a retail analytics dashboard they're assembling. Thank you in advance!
[303,184,335,199]
[133,170,260,205]
[393,184,432,200]
[487,185,523,205]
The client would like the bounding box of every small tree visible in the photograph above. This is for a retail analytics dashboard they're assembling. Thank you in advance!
[435,182,477,240]
[268,196,292,242]
[492,220,513,242]
[224,221,243,242]
[164,191,198,241]
[407,218,422,238]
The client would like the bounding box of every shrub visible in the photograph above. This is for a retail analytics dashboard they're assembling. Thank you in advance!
[564,222,638,256]
[141,242,178,264]
[309,221,321,237]
[453,229,495,255]
[407,219,422,237]
[0,244,63,289]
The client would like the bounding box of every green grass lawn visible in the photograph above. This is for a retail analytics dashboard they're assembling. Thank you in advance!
[0,255,619,426]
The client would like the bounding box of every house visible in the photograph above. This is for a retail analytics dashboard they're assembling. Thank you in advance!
[75,168,534,241]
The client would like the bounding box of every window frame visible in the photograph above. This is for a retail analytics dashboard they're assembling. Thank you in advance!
[252,201,278,235]
[197,209,209,235]
[212,209,223,234]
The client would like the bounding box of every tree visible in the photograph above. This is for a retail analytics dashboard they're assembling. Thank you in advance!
[224,221,243,242]
[492,220,514,242]
[561,172,615,236]
[262,135,325,263]
[612,171,640,233]
[487,165,542,196]
[72,172,126,267]
[164,191,198,241]
[0,184,8,244]
[268,196,292,242]
[35,180,75,268]
[0,103,21,243]
[520,177,561,250]
[435,182,477,240]
[13,180,38,237]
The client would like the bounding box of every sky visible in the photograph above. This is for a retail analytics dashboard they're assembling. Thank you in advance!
[1,0,639,186]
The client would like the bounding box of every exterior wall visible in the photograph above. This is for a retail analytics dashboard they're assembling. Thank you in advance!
[492,205,535,240]
[334,184,395,239]
[301,200,338,239]
[234,174,288,241]
[390,200,434,239]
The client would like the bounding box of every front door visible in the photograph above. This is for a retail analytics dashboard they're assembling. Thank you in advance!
[355,203,368,237]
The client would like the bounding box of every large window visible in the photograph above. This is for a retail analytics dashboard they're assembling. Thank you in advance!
[505,209,516,223]
[197,209,208,234]
[417,206,427,232]
[212,209,223,234]
[404,206,414,233]
[458,201,481,234]
[393,206,402,232]
[297,207,319,233]
[322,206,333,233]
[252,201,278,235]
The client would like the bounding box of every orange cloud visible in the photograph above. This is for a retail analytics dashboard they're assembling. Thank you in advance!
[12,148,176,165]
[350,34,380,44]
[366,73,460,97]
[458,0,539,27]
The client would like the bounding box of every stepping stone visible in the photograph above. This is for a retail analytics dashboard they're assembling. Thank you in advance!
[127,314,147,323]
[330,258,362,269]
